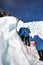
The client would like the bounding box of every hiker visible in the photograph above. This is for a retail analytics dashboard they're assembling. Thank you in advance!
[30,34,43,61]
[19,27,30,46]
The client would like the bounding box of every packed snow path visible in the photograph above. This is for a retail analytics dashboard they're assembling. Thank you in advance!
[0,16,43,65]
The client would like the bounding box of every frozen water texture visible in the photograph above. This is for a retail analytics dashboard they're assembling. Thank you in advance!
[0,16,43,65]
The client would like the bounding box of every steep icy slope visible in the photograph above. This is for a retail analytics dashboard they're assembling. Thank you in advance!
[0,16,43,65]
[0,16,30,65]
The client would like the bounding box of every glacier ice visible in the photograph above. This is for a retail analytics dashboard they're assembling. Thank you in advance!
[0,16,43,65]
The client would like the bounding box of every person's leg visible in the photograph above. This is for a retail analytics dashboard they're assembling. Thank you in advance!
[27,37,30,46]
[24,37,30,46]
[41,50,43,56]
[38,50,43,61]
[25,37,27,45]
[21,36,24,41]
[38,50,42,58]
[41,50,43,60]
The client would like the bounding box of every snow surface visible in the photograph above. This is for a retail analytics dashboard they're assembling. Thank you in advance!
[17,21,43,39]
[0,16,43,65]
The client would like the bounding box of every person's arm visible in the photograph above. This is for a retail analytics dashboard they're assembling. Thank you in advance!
[30,36,36,41]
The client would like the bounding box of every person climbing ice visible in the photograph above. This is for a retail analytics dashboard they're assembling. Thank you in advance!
[29,33,43,61]
[19,27,30,46]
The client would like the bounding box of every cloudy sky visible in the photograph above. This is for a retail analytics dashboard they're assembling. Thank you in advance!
[0,0,43,22]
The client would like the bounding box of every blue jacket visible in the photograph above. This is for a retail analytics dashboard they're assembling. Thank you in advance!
[19,27,30,37]
[30,35,43,50]
[19,27,25,36]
